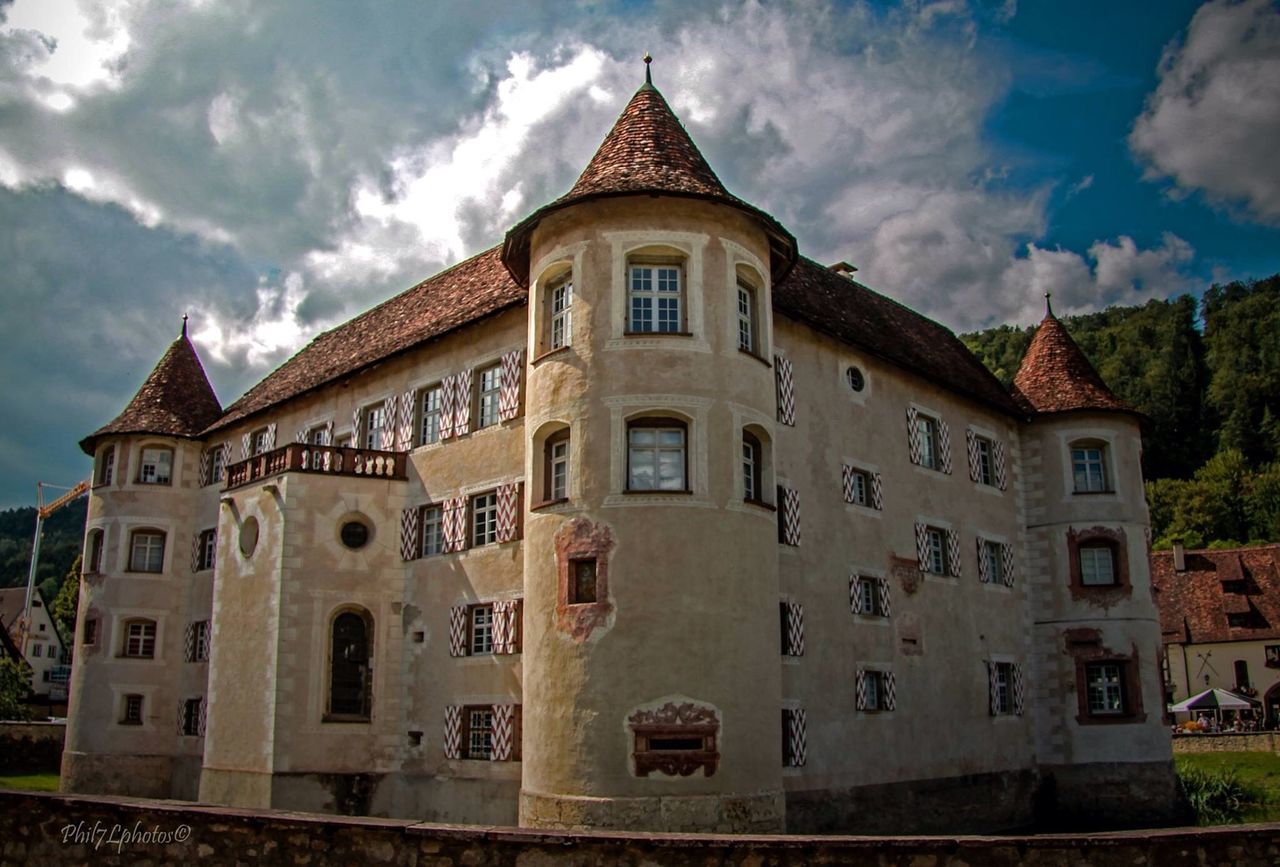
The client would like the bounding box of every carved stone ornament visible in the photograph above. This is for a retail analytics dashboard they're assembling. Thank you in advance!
[627,702,718,728]
[891,555,921,596]
[628,702,720,778]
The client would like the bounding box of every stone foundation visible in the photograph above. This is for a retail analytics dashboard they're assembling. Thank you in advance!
[520,787,786,833]
[1172,732,1280,754]
[1037,760,1183,830]
[59,751,174,800]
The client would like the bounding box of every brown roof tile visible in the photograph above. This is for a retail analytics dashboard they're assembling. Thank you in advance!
[502,80,796,285]
[774,258,1021,415]
[1153,545,1280,643]
[80,329,223,455]
[207,246,525,434]
[1012,312,1133,415]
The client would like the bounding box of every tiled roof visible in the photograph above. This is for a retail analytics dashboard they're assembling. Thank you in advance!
[1153,545,1280,644]
[80,330,223,455]
[502,80,797,286]
[1011,312,1133,415]
[774,258,1021,415]
[207,246,525,433]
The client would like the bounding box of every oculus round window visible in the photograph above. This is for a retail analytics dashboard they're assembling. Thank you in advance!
[846,365,866,392]
[239,516,259,558]
[340,520,370,550]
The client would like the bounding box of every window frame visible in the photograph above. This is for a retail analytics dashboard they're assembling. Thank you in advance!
[95,445,115,487]
[626,259,686,334]
[992,662,1014,715]
[462,704,495,760]
[468,604,494,656]
[251,427,271,456]
[418,384,443,446]
[855,576,886,617]
[862,670,890,712]
[325,608,373,723]
[136,446,173,485]
[847,466,870,507]
[196,528,216,572]
[1084,661,1127,716]
[181,698,203,737]
[975,436,995,486]
[544,429,570,503]
[924,527,947,576]
[626,417,689,492]
[917,415,940,471]
[982,539,1004,585]
[735,278,758,355]
[121,618,157,659]
[420,504,444,557]
[742,430,763,504]
[85,528,105,573]
[82,618,98,646]
[191,620,210,662]
[127,529,166,574]
[121,693,144,725]
[362,402,387,451]
[549,275,573,350]
[568,558,598,605]
[1071,442,1111,494]
[1079,544,1117,586]
[470,491,498,547]
[476,363,502,430]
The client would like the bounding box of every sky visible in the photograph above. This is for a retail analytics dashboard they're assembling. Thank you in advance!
[0,0,1278,509]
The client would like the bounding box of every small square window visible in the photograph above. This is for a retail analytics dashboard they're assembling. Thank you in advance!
[122,619,157,658]
[1079,545,1116,586]
[628,262,683,333]
[129,531,166,573]
[1085,662,1126,715]
[138,447,172,484]
[569,559,597,604]
[1072,445,1109,493]
[121,694,144,725]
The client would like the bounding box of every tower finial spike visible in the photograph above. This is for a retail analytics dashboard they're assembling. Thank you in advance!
[1044,292,1054,318]
[181,313,188,337]
[643,52,652,85]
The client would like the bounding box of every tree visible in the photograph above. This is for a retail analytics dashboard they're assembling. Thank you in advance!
[0,657,34,721]
[1203,275,1280,467]
[52,556,80,641]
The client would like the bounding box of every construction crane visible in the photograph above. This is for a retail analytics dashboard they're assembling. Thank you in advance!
[13,480,90,657]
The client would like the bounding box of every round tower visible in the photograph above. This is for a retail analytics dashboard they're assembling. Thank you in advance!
[504,67,798,832]
[1013,299,1177,826]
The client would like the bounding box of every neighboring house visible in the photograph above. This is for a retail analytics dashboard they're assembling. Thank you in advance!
[1154,543,1280,726]
[62,65,1176,834]
[0,587,71,702]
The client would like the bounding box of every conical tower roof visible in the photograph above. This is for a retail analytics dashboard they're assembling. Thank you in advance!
[1012,303,1133,416]
[80,321,223,454]
[502,63,796,284]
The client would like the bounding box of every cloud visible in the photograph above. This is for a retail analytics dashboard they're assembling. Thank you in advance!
[1066,174,1094,199]
[1130,0,1280,222]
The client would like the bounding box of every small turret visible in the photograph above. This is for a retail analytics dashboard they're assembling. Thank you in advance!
[1012,297,1133,417]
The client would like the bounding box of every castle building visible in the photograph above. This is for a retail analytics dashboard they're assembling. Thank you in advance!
[63,66,1176,833]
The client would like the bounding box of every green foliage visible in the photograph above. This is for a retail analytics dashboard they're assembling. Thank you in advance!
[0,657,35,721]
[1176,758,1269,825]
[1203,275,1280,468]
[0,773,60,792]
[0,499,87,591]
[1147,451,1279,549]
[51,556,80,641]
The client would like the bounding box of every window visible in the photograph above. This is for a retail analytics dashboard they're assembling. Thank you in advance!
[334,433,353,448]
[545,430,570,502]
[188,620,210,662]
[991,662,1014,715]
[469,605,494,655]
[195,529,216,572]
[781,708,805,767]
[420,505,443,556]
[211,446,227,483]
[251,428,272,456]
[550,277,572,349]
[1266,645,1280,668]
[736,280,757,353]
[477,364,501,429]
[83,618,98,646]
[340,520,370,550]
[1079,544,1116,586]
[86,529,104,573]
[917,415,940,470]
[1072,444,1109,493]
[742,431,763,502]
[627,418,687,491]
[306,424,328,445]
[853,576,888,617]
[628,262,683,333]
[471,492,497,546]
[463,706,494,760]
[981,539,1004,585]
[327,610,372,721]
[1235,660,1251,690]
[924,527,947,575]
[779,602,803,657]
[846,366,865,392]
[846,467,869,507]
[32,644,41,658]
[1085,662,1126,715]
[568,559,597,604]
[858,670,894,712]
[128,530,165,573]
[181,698,203,737]
[121,694,144,725]
[95,446,115,486]
[419,385,443,445]
[362,403,387,450]
[137,447,172,484]
[974,436,995,486]
[629,703,719,777]
[121,619,156,658]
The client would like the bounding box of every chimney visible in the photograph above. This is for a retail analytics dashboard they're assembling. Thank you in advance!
[828,261,858,279]
[1173,539,1186,573]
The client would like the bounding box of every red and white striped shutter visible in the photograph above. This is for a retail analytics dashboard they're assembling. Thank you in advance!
[1001,542,1016,587]
[443,705,462,759]
[841,464,855,503]
[938,419,952,474]
[495,482,519,543]
[452,495,470,551]
[198,697,207,736]
[491,703,516,761]
[987,661,998,715]
[871,472,884,510]
[199,450,211,487]
[448,606,467,657]
[914,522,930,568]
[498,349,524,422]
[176,701,186,735]
[295,426,307,443]
[849,576,865,615]
[240,432,251,460]
[781,487,801,546]
[439,374,457,440]
[787,708,807,767]
[221,441,233,472]
[454,368,473,436]
[399,389,415,451]
[383,395,398,449]
[774,354,796,426]
[351,406,362,445]
[994,440,1008,490]
[883,672,897,711]
[977,538,990,584]
[400,507,420,561]
[266,422,277,450]
[190,533,201,574]
[323,421,334,446]
[966,429,980,482]
[785,602,804,656]
[1013,663,1026,715]
[184,622,196,662]
[877,577,892,618]
[199,622,211,661]
[947,529,962,577]
[492,600,517,655]
[855,669,868,711]
[906,407,922,465]
[442,498,460,552]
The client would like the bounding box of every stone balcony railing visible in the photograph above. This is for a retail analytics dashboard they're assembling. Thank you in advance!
[224,443,408,491]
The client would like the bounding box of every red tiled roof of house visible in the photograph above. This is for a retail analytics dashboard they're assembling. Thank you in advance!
[1011,311,1133,415]
[206,246,525,433]
[1153,545,1280,643]
[502,79,797,285]
[80,329,223,455]
[774,258,1021,415]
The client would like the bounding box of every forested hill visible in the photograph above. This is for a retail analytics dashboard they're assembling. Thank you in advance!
[961,274,1279,549]
[0,498,87,599]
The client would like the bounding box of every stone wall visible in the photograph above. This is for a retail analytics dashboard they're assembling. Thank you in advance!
[3,790,1280,866]
[1172,733,1280,754]
[0,721,64,774]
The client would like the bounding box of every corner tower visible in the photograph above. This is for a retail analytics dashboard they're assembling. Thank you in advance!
[1013,299,1176,826]
[503,62,798,832]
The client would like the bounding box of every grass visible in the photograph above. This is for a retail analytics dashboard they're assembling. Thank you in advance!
[1176,752,1280,823]
[0,773,60,792]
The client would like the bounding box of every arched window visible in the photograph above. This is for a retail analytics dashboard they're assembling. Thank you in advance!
[736,279,759,355]
[545,428,570,502]
[94,445,115,487]
[1070,439,1111,493]
[627,417,688,491]
[327,609,372,721]
[121,618,157,658]
[85,528,105,573]
[128,529,166,573]
[742,431,762,503]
